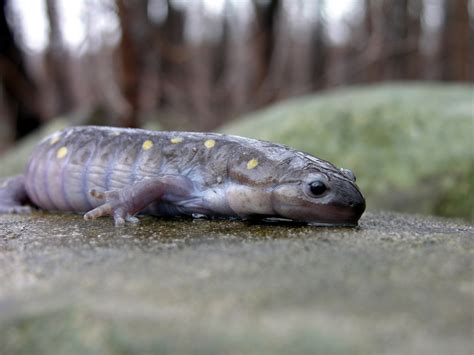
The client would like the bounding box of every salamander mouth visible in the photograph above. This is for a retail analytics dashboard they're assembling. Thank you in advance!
[272,200,364,227]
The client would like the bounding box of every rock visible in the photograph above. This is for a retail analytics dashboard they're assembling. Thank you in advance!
[221,83,474,221]
[0,119,69,179]
[0,212,472,355]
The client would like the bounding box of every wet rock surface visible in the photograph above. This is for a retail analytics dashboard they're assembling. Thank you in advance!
[0,211,473,355]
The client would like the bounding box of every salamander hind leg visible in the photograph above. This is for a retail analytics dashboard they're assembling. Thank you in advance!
[84,175,195,226]
[0,175,33,214]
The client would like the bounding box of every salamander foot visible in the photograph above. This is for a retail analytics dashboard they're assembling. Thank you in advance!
[84,189,140,226]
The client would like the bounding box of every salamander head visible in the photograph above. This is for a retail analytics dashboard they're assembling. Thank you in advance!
[271,165,365,226]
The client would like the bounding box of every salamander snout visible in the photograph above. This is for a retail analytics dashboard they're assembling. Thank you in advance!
[271,171,366,226]
[349,197,365,214]
[346,188,366,223]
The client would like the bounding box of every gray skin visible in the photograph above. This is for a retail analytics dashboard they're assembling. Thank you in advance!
[0,126,365,226]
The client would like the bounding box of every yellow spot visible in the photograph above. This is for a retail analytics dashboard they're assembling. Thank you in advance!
[204,139,215,149]
[171,137,183,144]
[49,135,60,145]
[246,158,258,169]
[142,140,154,150]
[111,131,121,136]
[56,147,68,159]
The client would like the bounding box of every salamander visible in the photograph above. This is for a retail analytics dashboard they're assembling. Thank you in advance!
[0,126,365,226]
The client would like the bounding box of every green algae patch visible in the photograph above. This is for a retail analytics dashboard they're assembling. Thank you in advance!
[221,83,474,221]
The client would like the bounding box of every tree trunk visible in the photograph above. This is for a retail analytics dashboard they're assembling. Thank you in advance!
[153,0,187,118]
[44,0,75,115]
[311,0,327,89]
[0,0,42,139]
[441,0,470,81]
[116,0,146,127]
[382,0,410,79]
[252,0,280,102]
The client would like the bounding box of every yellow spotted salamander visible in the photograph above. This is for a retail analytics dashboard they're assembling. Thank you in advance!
[0,126,365,226]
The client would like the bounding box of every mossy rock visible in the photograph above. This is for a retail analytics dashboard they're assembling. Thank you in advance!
[221,83,474,221]
[0,119,70,178]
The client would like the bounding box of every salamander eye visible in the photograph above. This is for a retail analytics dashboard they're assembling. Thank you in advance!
[309,180,327,196]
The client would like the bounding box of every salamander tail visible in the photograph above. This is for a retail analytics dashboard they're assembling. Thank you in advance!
[0,175,33,214]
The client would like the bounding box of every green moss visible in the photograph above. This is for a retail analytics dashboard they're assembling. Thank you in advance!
[221,83,474,221]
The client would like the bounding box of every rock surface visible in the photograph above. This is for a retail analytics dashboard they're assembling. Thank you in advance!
[0,212,472,355]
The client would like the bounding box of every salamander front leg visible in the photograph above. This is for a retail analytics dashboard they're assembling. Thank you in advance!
[83,189,138,226]
[83,175,194,226]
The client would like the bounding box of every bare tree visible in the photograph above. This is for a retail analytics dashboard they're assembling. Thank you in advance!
[0,0,42,139]
[44,0,75,115]
[381,0,423,79]
[311,0,328,89]
[251,0,280,104]
[116,0,153,127]
[441,0,470,81]
[156,0,187,107]
[261,0,291,100]
[344,0,423,83]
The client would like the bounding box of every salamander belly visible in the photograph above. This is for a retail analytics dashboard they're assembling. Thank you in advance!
[25,148,110,212]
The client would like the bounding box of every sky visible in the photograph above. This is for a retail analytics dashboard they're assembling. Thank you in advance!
[10,0,356,52]
[11,0,119,52]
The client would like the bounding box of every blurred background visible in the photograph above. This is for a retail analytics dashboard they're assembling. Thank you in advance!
[0,0,473,220]
[1,0,472,138]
